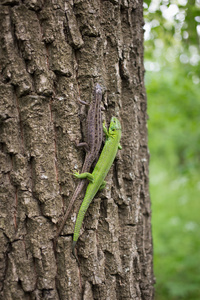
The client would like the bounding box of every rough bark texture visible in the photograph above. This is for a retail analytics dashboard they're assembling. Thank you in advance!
[0,0,154,299]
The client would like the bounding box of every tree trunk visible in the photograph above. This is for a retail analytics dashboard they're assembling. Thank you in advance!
[0,1,154,299]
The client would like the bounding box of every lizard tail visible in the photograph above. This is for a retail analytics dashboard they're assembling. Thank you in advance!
[72,241,79,264]
[54,180,86,245]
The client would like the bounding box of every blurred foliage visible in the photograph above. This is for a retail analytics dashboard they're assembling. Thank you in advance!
[144,0,200,74]
[144,1,200,299]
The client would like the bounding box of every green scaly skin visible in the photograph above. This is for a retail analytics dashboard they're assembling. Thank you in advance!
[72,116,122,262]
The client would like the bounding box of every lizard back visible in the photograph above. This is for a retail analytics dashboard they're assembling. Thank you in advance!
[83,83,103,170]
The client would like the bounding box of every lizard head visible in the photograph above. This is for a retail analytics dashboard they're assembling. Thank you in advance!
[109,117,121,134]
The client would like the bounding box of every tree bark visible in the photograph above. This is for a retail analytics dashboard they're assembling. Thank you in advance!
[0,0,154,299]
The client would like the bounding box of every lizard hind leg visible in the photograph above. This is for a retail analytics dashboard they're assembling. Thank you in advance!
[99,180,106,191]
[73,171,94,182]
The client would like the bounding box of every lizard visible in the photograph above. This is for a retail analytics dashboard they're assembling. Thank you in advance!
[54,83,103,246]
[71,116,122,262]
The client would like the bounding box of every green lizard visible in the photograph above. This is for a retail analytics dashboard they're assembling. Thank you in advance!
[72,116,122,261]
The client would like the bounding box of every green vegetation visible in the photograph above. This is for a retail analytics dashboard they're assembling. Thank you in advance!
[144,1,200,299]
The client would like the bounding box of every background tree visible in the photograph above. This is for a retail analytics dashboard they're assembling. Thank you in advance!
[144,1,200,299]
[0,1,154,299]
